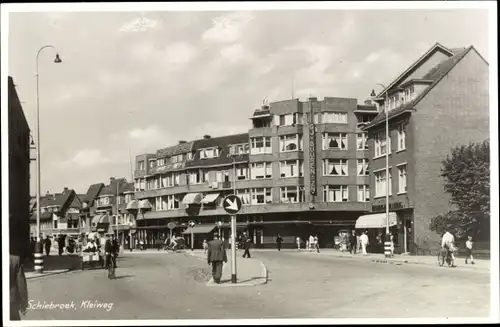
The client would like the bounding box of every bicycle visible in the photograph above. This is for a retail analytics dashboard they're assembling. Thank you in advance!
[437,247,455,267]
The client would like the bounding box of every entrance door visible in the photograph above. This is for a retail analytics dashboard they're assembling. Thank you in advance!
[255,229,263,247]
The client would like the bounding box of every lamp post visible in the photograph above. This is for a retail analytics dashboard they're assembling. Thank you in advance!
[35,45,62,274]
[376,83,391,258]
[231,155,237,284]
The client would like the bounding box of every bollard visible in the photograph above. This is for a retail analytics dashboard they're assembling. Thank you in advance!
[34,241,44,273]
[384,234,392,258]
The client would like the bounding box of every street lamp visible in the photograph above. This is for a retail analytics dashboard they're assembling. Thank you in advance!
[376,83,391,258]
[35,45,62,274]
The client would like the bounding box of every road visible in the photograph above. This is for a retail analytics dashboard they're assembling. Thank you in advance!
[24,250,490,320]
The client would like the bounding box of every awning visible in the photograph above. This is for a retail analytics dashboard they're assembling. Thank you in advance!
[126,199,139,210]
[355,212,397,229]
[201,193,220,204]
[138,199,152,210]
[91,215,109,226]
[182,193,202,205]
[182,225,215,235]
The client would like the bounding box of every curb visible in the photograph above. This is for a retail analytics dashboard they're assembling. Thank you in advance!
[26,269,72,280]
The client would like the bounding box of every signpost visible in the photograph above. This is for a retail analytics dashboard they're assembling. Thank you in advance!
[222,194,243,284]
[188,220,195,251]
[216,220,222,238]
[167,222,175,242]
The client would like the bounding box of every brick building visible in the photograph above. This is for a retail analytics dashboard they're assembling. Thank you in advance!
[134,96,378,249]
[363,43,489,254]
[8,76,31,258]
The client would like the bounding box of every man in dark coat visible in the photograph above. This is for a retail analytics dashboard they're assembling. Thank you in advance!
[276,233,283,251]
[242,234,252,258]
[44,236,52,256]
[10,254,28,320]
[349,230,357,254]
[207,233,227,284]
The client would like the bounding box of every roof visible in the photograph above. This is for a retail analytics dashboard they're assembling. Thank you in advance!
[84,183,104,205]
[29,188,77,221]
[99,178,127,196]
[186,133,249,168]
[157,141,194,158]
[376,42,455,98]
[365,46,472,129]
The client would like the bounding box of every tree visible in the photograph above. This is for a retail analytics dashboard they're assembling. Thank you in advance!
[430,140,490,240]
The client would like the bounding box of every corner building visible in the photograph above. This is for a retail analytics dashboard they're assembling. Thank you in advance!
[134,96,378,249]
[363,43,489,254]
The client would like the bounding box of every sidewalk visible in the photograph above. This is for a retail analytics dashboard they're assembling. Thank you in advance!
[188,250,267,287]
[300,248,490,271]
[24,254,81,280]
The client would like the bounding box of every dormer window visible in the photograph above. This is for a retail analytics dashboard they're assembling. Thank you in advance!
[148,159,156,168]
[186,152,194,160]
[170,154,183,163]
[157,158,166,166]
[200,147,219,159]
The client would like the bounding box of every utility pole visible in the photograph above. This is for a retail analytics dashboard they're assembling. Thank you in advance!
[231,156,237,283]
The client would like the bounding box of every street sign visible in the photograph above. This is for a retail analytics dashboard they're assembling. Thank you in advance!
[167,222,175,230]
[188,220,196,228]
[222,195,242,215]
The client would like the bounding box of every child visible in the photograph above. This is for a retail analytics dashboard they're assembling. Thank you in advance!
[202,239,208,254]
[465,236,475,265]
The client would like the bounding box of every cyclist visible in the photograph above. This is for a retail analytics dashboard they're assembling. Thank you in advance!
[104,235,118,278]
[441,227,456,264]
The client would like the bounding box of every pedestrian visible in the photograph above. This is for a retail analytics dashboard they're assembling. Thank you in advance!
[276,233,283,251]
[207,232,227,284]
[242,235,252,258]
[29,237,36,261]
[360,231,369,255]
[296,236,301,250]
[44,236,51,256]
[64,234,70,254]
[202,239,208,254]
[349,230,357,255]
[308,234,314,252]
[57,235,64,256]
[314,234,320,253]
[10,253,28,321]
[465,236,475,265]
[389,233,395,257]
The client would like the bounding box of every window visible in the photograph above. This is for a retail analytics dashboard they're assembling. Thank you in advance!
[173,172,181,186]
[236,166,249,180]
[149,159,156,168]
[155,196,165,211]
[322,112,348,124]
[167,195,180,210]
[250,137,272,154]
[275,113,301,127]
[280,160,303,178]
[236,189,251,205]
[322,159,348,176]
[250,162,272,179]
[171,154,183,163]
[125,193,133,203]
[374,169,393,197]
[157,158,166,166]
[188,170,207,184]
[357,133,368,150]
[397,124,406,151]
[137,160,145,170]
[398,164,407,194]
[279,134,303,152]
[323,185,349,202]
[200,148,219,159]
[357,185,370,202]
[322,133,348,150]
[186,152,194,160]
[280,186,304,203]
[100,197,110,205]
[251,188,272,205]
[374,131,391,157]
[313,113,321,124]
[135,178,145,191]
[357,159,369,176]
[230,143,250,155]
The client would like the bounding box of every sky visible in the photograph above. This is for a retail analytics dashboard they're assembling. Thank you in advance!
[6,6,491,195]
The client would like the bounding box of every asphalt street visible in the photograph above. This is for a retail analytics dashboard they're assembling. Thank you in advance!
[24,250,490,320]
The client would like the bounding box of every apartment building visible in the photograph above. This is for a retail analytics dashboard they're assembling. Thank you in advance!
[363,43,489,254]
[134,96,378,248]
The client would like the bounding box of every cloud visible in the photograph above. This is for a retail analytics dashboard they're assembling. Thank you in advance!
[202,11,255,43]
[53,83,92,104]
[128,125,174,153]
[365,51,383,63]
[219,43,254,64]
[118,16,159,33]
[163,42,197,65]
[55,149,110,168]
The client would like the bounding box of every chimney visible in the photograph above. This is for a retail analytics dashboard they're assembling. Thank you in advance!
[110,177,115,185]
[63,187,68,192]
[178,140,187,144]
[203,135,211,139]
[308,96,318,102]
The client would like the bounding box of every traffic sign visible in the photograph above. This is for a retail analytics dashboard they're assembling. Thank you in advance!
[222,195,242,215]
[167,222,175,230]
[188,220,196,228]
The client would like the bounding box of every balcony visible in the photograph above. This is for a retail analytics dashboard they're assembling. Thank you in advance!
[150,161,186,175]
[276,124,303,136]
[134,169,147,179]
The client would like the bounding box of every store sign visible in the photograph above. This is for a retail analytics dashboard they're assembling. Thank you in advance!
[308,123,317,196]
[371,196,410,212]
[67,208,80,214]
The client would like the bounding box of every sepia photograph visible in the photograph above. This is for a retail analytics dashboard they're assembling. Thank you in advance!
[1,1,498,325]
